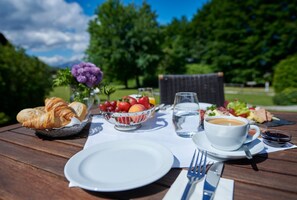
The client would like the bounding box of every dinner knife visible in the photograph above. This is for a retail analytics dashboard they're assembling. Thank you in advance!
[202,162,224,200]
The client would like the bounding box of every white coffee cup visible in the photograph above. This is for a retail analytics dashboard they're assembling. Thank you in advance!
[204,116,260,151]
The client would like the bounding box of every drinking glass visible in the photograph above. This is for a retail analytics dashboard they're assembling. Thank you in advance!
[138,87,156,105]
[172,92,200,138]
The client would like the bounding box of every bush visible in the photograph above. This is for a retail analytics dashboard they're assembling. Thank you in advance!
[0,112,9,125]
[0,40,52,125]
[186,63,214,74]
[273,55,297,93]
[273,88,297,105]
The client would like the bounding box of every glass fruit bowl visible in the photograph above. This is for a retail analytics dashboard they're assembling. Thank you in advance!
[101,106,155,131]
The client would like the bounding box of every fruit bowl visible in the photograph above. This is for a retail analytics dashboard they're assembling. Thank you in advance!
[101,106,155,131]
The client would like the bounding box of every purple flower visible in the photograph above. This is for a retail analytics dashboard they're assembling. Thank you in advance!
[77,75,87,83]
[71,62,103,88]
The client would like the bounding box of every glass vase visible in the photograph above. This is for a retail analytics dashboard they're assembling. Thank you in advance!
[70,87,100,110]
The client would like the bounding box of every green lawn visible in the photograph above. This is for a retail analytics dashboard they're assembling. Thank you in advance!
[224,87,274,106]
[50,86,275,106]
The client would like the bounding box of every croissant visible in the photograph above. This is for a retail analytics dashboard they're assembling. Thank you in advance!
[22,111,64,129]
[45,97,77,121]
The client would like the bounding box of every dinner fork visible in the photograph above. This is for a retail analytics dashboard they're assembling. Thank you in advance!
[181,149,207,200]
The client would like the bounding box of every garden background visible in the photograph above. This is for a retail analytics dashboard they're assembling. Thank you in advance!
[1,0,297,126]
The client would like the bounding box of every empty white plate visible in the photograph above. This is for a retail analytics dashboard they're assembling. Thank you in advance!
[64,139,174,192]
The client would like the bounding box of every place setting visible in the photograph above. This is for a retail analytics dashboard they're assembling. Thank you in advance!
[63,90,295,199]
[164,92,296,199]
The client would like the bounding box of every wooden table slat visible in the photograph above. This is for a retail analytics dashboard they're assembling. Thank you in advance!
[0,154,100,200]
[0,131,82,158]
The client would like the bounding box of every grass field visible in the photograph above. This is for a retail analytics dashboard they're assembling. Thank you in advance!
[224,87,274,106]
[50,86,275,106]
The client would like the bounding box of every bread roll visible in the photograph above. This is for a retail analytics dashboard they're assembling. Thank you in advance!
[68,102,88,121]
[16,108,45,123]
[22,111,63,129]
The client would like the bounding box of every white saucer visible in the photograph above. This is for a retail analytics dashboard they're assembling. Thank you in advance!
[192,132,264,159]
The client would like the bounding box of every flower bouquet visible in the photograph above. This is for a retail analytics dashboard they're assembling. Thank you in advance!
[53,62,103,109]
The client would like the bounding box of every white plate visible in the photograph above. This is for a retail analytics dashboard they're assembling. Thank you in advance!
[64,139,173,192]
[199,102,213,110]
[192,132,264,159]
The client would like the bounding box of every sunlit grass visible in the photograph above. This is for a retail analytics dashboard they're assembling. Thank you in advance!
[50,86,275,106]
[224,86,274,106]
[48,86,70,101]
[225,93,274,106]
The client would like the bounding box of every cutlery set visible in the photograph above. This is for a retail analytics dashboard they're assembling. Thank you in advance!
[182,149,224,200]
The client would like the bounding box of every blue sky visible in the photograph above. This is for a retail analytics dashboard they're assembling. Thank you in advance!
[66,0,208,24]
[0,0,208,66]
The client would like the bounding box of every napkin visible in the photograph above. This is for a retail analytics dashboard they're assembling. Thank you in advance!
[163,170,234,200]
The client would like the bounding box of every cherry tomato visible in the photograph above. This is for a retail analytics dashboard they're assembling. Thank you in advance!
[104,101,111,107]
[138,96,150,109]
[99,103,106,111]
[110,100,117,108]
[114,107,121,112]
[106,106,115,112]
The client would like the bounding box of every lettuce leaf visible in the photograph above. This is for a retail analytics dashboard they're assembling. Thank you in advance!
[226,100,250,115]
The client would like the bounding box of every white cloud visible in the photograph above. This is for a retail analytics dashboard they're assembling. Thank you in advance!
[39,53,85,66]
[0,0,93,66]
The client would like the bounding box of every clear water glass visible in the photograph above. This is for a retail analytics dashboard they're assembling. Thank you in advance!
[172,92,200,138]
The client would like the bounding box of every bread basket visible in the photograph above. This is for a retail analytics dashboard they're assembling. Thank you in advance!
[34,115,91,138]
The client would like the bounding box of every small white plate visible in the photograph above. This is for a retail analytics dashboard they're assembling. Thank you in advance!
[64,139,173,192]
[199,102,213,110]
[192,132,264,159]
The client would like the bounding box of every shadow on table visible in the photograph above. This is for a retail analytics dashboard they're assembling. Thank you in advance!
[226,153,268,171]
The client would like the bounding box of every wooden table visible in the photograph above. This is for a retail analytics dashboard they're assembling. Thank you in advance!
[1,112,297,200]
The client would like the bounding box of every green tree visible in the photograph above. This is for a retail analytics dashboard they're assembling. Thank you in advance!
[86,0,161,88]
[190,0,297,83]
[158,17,190,74]
[273,54,297,93]
[0,33,52,125]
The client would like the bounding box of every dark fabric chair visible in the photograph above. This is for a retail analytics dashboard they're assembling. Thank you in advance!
[158,73,225,106]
